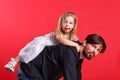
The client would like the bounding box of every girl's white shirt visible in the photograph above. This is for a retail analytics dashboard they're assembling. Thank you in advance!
[19,33,58,63]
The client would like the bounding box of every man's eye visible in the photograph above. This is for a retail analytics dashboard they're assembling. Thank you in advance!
[97,49,101,52]
[92,45,96,48]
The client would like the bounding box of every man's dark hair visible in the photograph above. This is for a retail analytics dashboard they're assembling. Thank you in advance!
[85,34,107,53]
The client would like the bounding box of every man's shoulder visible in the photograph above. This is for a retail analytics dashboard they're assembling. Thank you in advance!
[72,40,82,45]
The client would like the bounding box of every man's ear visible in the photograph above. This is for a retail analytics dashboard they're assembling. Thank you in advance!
[83,40,87,46]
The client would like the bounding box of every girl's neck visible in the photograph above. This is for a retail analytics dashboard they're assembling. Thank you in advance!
[63,34,71,39]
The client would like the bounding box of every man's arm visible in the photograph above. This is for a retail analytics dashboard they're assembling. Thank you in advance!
[60,45,81,80]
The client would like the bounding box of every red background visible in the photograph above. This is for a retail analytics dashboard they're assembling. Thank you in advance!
[0,0,120,80]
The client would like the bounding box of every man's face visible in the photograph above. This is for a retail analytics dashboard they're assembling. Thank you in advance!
[83,43,102,60]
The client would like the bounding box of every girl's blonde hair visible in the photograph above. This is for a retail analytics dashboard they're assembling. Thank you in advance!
[56,12,78,39]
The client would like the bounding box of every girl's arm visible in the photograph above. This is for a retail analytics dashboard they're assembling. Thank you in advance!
[51,31,80,52]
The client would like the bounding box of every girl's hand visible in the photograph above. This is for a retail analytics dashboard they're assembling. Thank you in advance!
[50,31,59,40]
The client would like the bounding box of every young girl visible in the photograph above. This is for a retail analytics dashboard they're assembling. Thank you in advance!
[4,12,80,72]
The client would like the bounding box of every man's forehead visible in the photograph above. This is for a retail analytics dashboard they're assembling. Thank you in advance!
[95,44,103,49]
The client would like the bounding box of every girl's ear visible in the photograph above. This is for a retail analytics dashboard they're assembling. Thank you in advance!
[83,40,87,46]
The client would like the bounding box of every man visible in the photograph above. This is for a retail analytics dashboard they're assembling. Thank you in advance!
[20,34,106,80]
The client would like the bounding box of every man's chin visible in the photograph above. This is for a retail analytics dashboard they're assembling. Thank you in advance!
[83,51,93,60]
[85,57,92,60]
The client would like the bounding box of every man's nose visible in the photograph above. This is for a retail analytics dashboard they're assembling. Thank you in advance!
[93,49,99,56]
[91,52,95,57]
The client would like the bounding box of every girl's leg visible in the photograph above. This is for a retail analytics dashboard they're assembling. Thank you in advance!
[4,56,20,72]
[17,67,29,80]
[14,56,21,63]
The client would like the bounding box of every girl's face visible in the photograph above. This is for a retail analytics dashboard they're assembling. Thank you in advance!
[61,16,75,34]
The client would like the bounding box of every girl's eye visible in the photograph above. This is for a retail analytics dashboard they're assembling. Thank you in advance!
[65,21,67,23]
[69,22,73,24]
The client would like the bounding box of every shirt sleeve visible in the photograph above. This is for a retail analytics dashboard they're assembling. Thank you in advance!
[60,45,80,80]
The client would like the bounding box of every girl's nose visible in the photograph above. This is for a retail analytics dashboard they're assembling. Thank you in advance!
[66,23,69,26]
